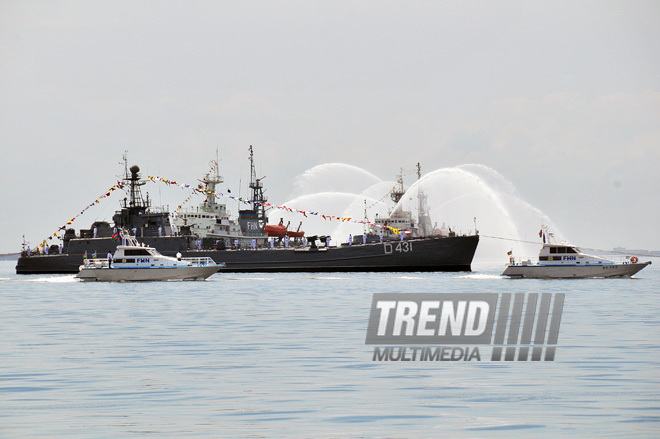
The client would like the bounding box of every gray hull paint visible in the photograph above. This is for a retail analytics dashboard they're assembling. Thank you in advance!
[76,265,220,282]
[502,262,651,279]
[17,235,479,274]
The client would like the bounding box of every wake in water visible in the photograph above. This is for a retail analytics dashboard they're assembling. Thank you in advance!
[23,275,78,283]
[268,163,565,262]
[455,273,505,280]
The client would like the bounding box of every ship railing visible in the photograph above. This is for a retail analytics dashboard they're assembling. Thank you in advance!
[581,254,643,264]
[507,257,536,266]
[82,258,110,268]
[149,205,170,214]
[181,256,219,267]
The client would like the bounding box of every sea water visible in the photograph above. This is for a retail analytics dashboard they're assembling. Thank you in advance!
[1,260,658,438]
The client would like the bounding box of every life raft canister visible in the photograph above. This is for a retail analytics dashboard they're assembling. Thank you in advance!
[630,256,639,264]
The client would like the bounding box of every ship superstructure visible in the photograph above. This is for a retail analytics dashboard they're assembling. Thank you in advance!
[370,164,439,240]
[171,151,239,241]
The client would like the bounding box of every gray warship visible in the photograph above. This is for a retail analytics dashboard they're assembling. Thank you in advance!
[16,148,479,274]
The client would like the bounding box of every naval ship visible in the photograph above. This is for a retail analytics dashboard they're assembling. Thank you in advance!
[16,148,479,274]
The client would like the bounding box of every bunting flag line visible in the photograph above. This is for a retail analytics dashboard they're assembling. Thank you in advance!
[147,175,409,235]
[171,190,202,216]
[36,181,126,249]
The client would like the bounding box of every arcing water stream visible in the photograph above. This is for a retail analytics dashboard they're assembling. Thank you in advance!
[269,163,565,263]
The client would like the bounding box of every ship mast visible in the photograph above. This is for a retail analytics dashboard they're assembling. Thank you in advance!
[248,145,267,230]
[120,153,149,211]
[390,168,406,206]
[200,148,223,213]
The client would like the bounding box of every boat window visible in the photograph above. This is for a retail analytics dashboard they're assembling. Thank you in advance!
[550,248,557,254]
[567,247,577,253]
[558,248,566,254]
[124,249,152,256]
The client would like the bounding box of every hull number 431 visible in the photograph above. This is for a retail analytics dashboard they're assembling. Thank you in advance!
[384,241,413,255]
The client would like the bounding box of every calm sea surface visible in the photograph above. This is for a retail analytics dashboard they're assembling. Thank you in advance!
[1,259,658,438]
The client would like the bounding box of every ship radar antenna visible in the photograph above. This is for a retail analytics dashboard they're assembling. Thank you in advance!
[390,168,406,205]
[540,224,556,244]
[247,145,268,230]
[118,150,129,181]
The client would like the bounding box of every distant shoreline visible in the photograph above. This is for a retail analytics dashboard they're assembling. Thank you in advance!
[0,253,19,261]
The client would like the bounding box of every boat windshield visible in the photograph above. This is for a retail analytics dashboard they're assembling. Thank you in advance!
[549,247,578,254]
[124,249,152,256]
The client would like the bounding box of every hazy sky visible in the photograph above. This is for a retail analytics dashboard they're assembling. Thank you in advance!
[1,1,659,255]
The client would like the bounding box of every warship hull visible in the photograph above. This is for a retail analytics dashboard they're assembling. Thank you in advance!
[16,235,479,274]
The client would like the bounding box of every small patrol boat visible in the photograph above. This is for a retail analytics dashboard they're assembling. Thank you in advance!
[502,243,651,279]
[76,234,221,282]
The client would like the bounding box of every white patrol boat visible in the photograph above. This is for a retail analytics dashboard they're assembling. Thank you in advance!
[502,243,651,279]
[76,235,222,282]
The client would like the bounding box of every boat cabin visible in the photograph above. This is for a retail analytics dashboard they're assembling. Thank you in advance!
[536,244,611,266]
[112,244,189,268]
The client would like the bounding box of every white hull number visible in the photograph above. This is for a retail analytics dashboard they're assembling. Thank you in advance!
[384,241,413,255]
